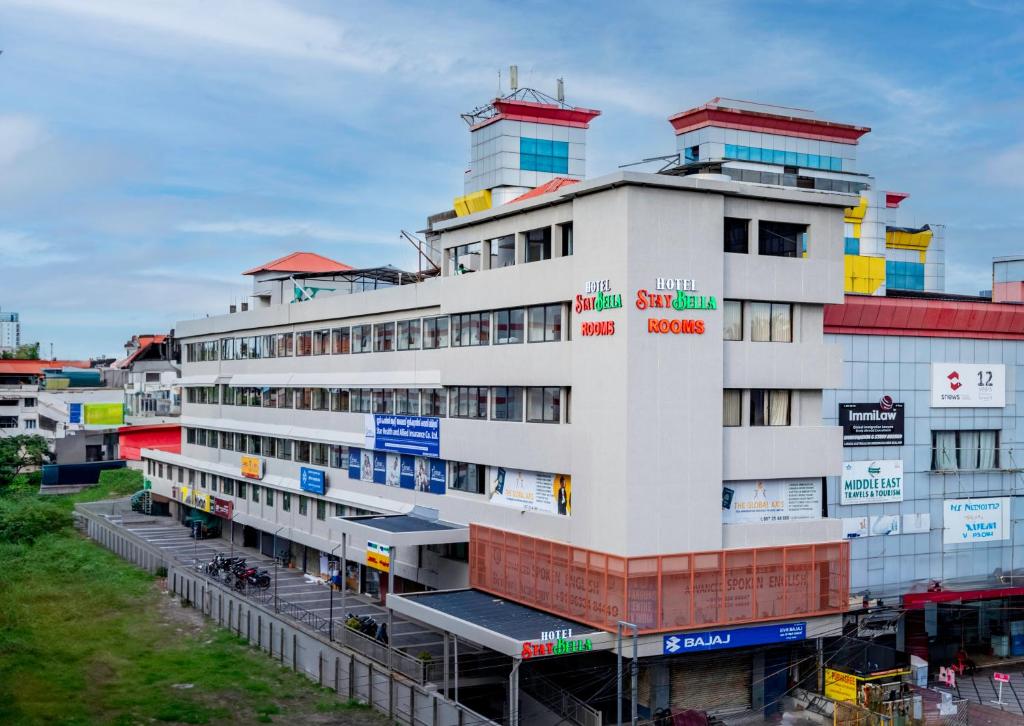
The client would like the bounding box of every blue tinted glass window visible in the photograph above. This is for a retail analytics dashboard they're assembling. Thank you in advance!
[737,145,750,160]
[520,136,570,173]
[536,139,553,156]
[520,137,537,154]
[749,147,762,162]
[724,144,736,158]
[845,237,860,255]
[808,154,820,168]
[796,153,808,167]
[830,157,843,171]
[553,156,568,173]
[773,150,787,164]
[552,140,568,158]
[784,151,797,166]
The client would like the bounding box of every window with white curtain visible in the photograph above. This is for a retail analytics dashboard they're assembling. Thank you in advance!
[750,302,792,342]
[932,430,999,470]
[723,389,742,426]
[723,301,743,341]
[750,389,791,426]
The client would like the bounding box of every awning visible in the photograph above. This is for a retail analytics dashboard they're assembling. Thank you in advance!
[179,374,227,386]
[388,589,612,658]
[903,585,1024,610]
[331,507,467,548]
[229,373,293,386]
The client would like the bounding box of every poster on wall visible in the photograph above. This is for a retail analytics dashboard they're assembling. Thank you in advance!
[840,460,903,504]
[372,452,386,484]
[842,517,868,539]
[869,515,901,537]
[385,453,401,487]
[489,467,572,516]
[83,402,124,426]
[902,513,930,534]
[931,363,1005,408]
[364,413,440,457]
[839,398,904,447]
[721,478,821,524]
[348,448,361,480]
[943,498,1010,544]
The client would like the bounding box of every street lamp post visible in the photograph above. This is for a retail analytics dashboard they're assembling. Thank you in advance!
[329,537,342,642]
[617,621,639,726]
[273,526,284,612]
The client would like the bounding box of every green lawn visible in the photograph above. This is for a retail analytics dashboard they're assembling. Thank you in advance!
[0,471,384,725]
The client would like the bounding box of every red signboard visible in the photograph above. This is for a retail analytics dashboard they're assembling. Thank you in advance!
[994,672,1010,683]
[212,497,233,519]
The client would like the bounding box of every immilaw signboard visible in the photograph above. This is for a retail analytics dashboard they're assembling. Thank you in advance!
[839,396,904,447]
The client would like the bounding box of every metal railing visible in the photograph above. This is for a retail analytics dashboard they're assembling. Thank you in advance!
[335,624,427,684]
[277,597,330,633]
[523,673,602,726]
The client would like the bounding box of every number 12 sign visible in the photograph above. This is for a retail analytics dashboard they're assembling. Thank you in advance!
[931,363,1005,408]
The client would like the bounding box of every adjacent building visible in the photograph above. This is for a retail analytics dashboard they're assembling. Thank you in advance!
[0,308,21,353]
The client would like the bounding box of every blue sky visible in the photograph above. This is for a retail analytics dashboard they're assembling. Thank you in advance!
[0,0,1021,359]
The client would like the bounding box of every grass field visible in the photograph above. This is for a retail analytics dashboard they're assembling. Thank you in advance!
[0,470,384,725]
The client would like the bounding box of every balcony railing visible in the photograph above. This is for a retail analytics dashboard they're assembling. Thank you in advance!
[470,524,849,635]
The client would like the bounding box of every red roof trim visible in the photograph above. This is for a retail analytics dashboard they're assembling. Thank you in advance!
[117,423,181,434]
[471,100,601,131]
[0,360,92,375]
[885,192,910,208]
[903,586,1024,609]
[669,107,870,143]
[508,177,580,203]
[824,295,1024,341]
[243,251,353,276]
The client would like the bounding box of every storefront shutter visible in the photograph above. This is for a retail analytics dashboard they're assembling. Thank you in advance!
[670,651,752,715]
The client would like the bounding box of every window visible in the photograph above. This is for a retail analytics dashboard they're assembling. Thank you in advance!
[237,481,246,499]
[282,492,291,512]
[423,389,447,417]
[221,337,235,360]
[423,316,449,349]
[750,303,792,342]
[451,462,485,494]
[374,322,395,352]
[275,438,292,460]
[295,388,312,410]
[373,389,395,414]
[560,222,573,257]
[265,487,273,507]
[316,499,326,521]
[491,387,523,421]
[494,308,525,345]
[275,332,294,357]
[299,496,308,516]
[395,389,420,415]
[450,387,488,419]
[520,137,568,174]
[311,388,328,411]
[450,242,482,275]
[525,227,552,262]
[397,319,421,350]
[750,389,791,426]
[331,444,347,469]
[451,312,490,347]
[527,387,561,423]
[933,430,999,471]
[528,304,562,342]
[223,479,234,496]
[490,235,515,268]
[332,327,350,355]
[723,390,742,426]
[312,329,331,355]
[296,441,311,464]
[24,419,36,430]
[351,389,373,413]
[251,485,259,503]
[724,300,743,341]
[724,218,749,253]
[335,503,345,517]
[222,385,236,406]
[311,443,329,467]
[330,388,349,412]
[759,221,807,258]
[296,331,313,356]
[352,324,372,354]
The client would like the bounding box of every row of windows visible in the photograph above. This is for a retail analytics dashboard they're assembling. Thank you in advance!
[725,218,808,258]
[448,224,574,275]
[723,143,845,172]
[190,385,567,422]
[723,389,793,427]
[724,168,869,195]
[932,430,1000,471]
[723,301,793,342]
[186,304,566,362]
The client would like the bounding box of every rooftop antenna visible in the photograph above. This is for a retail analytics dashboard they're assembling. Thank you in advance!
[497,68,502,96]
[556,77,565,103]
[510,65,518,92]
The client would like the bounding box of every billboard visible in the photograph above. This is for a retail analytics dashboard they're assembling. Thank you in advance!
[722,478,821,524]
[839,398,904,447]
[943,498,1010,544]
[240,456,263,480]
[364,413,440,457]
[366,540,390,572]
[299,467,326,495]
[348,447,445,495]
[663,622,806,655]
[489,467,571,516]
[931,363,1005,408]
[840,460,903,504]
[83,402,124,426]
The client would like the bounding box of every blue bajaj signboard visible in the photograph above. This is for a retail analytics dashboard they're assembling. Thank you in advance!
[365,414,440,457]
[663,622,806,655]
[300,467,326,495]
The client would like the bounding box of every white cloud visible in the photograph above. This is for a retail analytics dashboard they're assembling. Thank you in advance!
[0,116,46,166]
[179,218,401,246]
[980,144,1024,188]
[0,230,77,267]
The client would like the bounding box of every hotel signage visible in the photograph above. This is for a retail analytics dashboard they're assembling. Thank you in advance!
[521,637,593,659]
[638,277,715,336]
[840,397,904,447]
[577,279,620,337]
[663,622,806,655]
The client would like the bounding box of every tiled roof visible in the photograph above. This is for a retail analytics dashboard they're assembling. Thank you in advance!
[243,251,354,275]
[0,360,92,376]
[509,177,580,204]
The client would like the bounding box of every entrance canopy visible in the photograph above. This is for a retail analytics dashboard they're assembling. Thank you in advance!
[330,508,468,548]
[389,588,613,658]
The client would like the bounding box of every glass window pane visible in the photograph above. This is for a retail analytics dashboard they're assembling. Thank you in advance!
[750,303,771,342]
[724,300,743,341]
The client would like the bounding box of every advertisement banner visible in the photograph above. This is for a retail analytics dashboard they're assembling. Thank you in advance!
[663,622,806,655]
[943,498,1010,544]
[384,453,401,487]
[902,513,930,534]
[372,452,386,484]
[68,403,82,424]
[240,456,263,480]
[364,413,440,457]
[839,398,904,447]
[931,363,1005,408]
[489,467,571,516]
[869,515,901,537]
[428,459,446,494]
[842,517,868,539]
[366,540,390,572]
[825,669,858,702]
[348,448,361,480]
[840,460,903,504]
[212,497,233,518]
[358,449,374,482]
[722,478,821,524]
[399,455,416,490]
[83,402,124,426]
[299,467,326,495]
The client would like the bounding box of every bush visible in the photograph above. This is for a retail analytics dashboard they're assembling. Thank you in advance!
[0,496,73,543]
[98,468,144,496]
[155,566,168,578]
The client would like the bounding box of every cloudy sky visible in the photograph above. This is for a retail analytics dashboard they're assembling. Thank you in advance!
[1,0,1022,358]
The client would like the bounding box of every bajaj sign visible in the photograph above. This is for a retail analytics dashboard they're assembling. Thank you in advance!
[839,397,904,447]
[841,460,903,505]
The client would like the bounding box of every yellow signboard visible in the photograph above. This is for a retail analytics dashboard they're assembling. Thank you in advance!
[195,494,211,513]
[825,668,858,703]
[83,402,124,426]
[366,540,390,573]
[181,486,191,506]
[240,456,263,480]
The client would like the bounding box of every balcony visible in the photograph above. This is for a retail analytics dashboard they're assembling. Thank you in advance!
[470,524,849,634]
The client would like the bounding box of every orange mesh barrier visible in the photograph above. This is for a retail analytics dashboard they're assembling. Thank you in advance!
[469,524,849,634]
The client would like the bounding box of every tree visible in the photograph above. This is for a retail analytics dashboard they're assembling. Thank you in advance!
[0,435,52,486]
[0,343,41,360]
